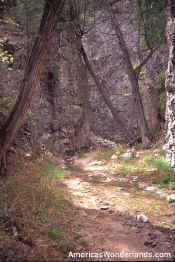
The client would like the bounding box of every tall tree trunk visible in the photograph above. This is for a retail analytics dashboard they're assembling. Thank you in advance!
[57,1,90,157]
[106,3,151,148]
[165,0,175,168]
[0,0,65,169]
[80,44,135,144]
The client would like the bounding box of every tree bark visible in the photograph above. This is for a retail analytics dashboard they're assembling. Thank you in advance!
[80,44,135,144]
[57,2,90,157]
[0,0,65,169]
[106,3,151,148]
[165,0,175,168]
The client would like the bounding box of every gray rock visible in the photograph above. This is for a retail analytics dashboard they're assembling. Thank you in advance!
[156,191,167,198]
[87,166,105,171]
[121,152,133,159]
[153,149,159,153]
[136,152,140,158]
[123,192,130,197]
[136,214,149,223]
[154,153,158,157]
[162,145,167,150]
[45,151,53,158]
[110,195,118,199]
[145,168,157,172]
[25,153,32,158]
[167,194,175,202]
[117,187,123,190]
[104,177,112,182]
[111,154,118,160]
[133,207,140,212]
[72,178,81,185]
[145,186,156,191]
[138,182,148,189]
[89,160,104,166]
[100,206,109,210]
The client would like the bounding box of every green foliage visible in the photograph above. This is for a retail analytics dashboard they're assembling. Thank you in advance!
[155,72,165,89]
[135,0,166,49]
[155,72,166,111]
[169,182,175,190]
[142,154,175,186]
[152,175,173,185]
[48,226,60,236]
[0,97,14,125]
[159,92,166,111]
[147,123,162,141]
[78,151,86,158]
[0,38,14,64]
[142,154,170,170]
[115,140,125,145]
[3,17,19,26]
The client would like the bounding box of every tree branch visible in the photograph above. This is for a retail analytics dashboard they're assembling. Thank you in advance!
[80,44,135,144]
[134,47,159,79]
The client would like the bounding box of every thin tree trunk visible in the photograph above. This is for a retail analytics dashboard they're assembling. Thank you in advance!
[80,44,135,144]
[165,0,175,168]
[106,3,151,148]
[0,0,65,169]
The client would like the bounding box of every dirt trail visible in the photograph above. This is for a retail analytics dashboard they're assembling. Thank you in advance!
[63,151,175,261]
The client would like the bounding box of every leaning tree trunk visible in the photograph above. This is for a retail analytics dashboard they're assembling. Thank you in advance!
[80,44,135,144]
[0,0,65,169]
[106,2,151,148]
[165,0,175,168]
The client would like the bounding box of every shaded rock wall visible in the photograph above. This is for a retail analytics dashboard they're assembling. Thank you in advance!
[83,1,167,141]
[0,1,167,152]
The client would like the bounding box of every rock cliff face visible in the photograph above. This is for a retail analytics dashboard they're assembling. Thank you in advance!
[0,1,167,152]
[83,1,167,142]
[26,21,90,155]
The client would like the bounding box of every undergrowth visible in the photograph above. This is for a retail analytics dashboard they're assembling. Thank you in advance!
[142,154,175,186]
[0,153,88,261]
[97,146,175,189]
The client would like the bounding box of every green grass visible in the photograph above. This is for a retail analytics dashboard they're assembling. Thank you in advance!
[142,154,175,186]
[39,160,70,179]
[74,224,82,232]
[145,190,154,195]
[78,152,86,158]
[99,146,175,189]
[113,158,143,176]
[142,155,170,170]
[115,140,125,145]
[152,175,174,185]
[48,226,60,236]
[169,182,175,190]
